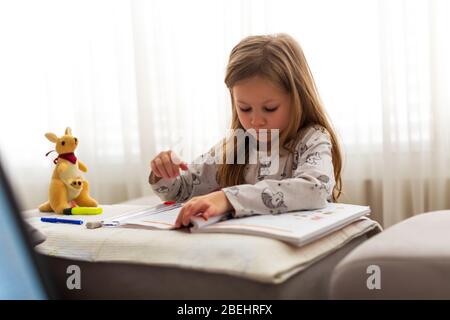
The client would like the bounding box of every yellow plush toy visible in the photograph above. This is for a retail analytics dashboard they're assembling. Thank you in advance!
[38,127,98,214]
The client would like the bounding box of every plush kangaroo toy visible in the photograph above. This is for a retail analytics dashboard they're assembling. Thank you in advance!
[38,127,98,214]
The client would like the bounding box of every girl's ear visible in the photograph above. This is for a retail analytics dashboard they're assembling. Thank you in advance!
[65,127,72,136]
[45,133,58,143]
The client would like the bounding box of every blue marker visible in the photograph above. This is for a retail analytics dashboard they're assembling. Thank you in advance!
[40,217,83,225]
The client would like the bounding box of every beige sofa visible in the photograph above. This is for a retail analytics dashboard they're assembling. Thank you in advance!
[329,210,450,299]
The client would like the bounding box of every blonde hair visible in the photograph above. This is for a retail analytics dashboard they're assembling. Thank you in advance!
[217,33,342,201]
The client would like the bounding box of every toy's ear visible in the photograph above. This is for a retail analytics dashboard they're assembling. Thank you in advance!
[65,127,72,136]
[45,133,58,143]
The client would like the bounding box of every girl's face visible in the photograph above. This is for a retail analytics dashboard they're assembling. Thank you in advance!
[232,75,291,141]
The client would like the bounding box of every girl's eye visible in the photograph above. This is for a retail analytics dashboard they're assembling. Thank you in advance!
[264,106,279,112]
[239,107,251,113]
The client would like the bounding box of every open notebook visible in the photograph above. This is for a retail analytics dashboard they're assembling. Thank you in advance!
[99,202,371,247]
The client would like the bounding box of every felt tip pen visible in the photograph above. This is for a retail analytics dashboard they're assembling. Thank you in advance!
[63,207,103,215]
[41,217,83,225]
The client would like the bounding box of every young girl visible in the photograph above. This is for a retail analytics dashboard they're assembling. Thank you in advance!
[149,33,342,228]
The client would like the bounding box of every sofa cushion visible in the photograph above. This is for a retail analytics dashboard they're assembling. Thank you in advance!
[329,210,450,299]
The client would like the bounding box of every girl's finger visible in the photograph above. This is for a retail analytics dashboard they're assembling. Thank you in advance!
[161,153,175,178]
[174,208,183,228]
[175,203,190,228]
[180,204,193,226]
[155,158,170,179]
[150,160,162,178]
[182,201,209,226]
[175,209,183,228]
[172,163,180,177]
[181,204,194,226]
[201,207,215,221]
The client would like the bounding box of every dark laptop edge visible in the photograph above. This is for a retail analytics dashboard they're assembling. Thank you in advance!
[0,162,60,299]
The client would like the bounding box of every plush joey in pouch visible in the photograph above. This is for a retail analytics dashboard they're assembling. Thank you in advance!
[38,127,98,214]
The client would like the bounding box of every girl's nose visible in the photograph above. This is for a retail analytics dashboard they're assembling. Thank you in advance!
[251,114,266,127]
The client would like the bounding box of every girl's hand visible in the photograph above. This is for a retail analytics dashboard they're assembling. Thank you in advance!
[174,191,233,228]
[150,150,188,181]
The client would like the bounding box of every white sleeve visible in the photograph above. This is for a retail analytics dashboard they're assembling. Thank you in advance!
[222,126,335,217]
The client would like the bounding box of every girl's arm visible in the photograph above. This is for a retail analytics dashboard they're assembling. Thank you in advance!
[222,126,336,218]
[149,147,221,203]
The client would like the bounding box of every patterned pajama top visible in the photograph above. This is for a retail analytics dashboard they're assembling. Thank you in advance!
[149,125,336,218]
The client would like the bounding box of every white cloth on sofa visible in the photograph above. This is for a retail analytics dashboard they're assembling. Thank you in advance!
[24,204,380,284]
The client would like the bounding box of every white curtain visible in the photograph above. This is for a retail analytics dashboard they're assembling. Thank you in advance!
[0,0,146,208]
[0,0,449,227]
[339,0,450,226]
